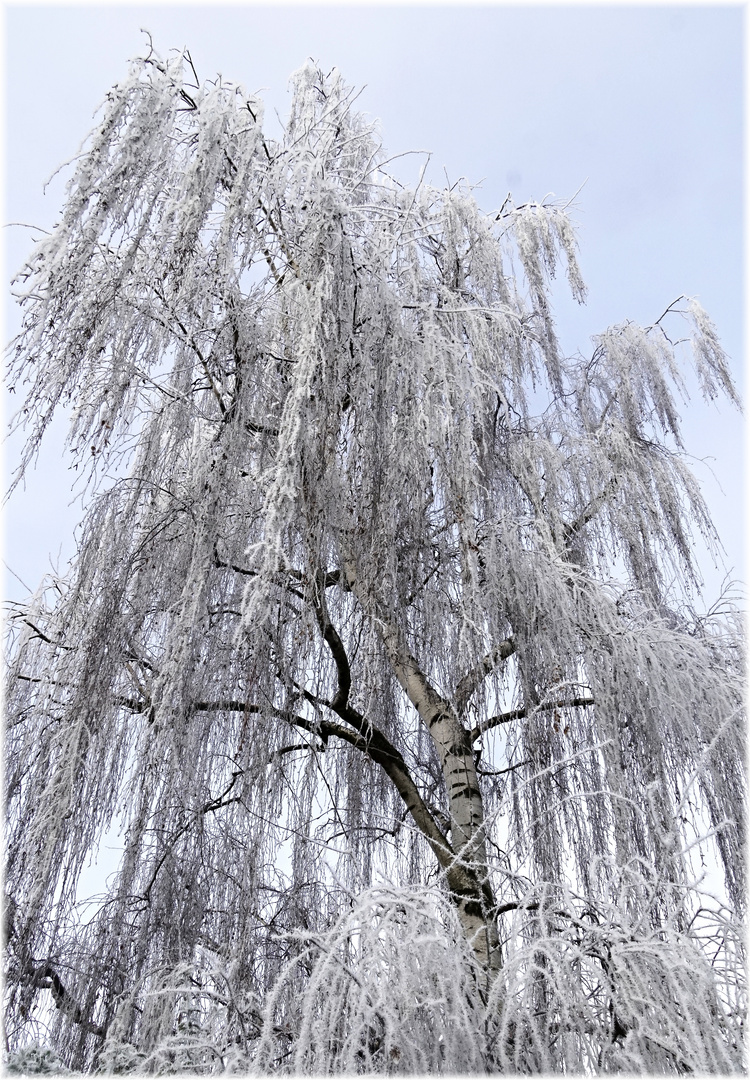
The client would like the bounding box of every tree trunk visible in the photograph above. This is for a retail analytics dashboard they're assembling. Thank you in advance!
[343,559,501,972]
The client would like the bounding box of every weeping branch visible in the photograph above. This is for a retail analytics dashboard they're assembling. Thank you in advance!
[116,679,455,869]
[141,771,246,903]
[563,477,619,547]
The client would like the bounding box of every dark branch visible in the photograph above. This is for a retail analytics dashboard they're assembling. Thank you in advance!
[22,620,71,649]
[471,696,595,743]
[311,570,352,711]
[192,700,262,714]
[275,707,453,868]
[212,549,305,600]
[116,684,453,869]
[477,758,531,777]
[30,962,105,1038]
[142,771,245,903]
[212,544,341,594]
[116,698,265,716]
[245,418,280,437]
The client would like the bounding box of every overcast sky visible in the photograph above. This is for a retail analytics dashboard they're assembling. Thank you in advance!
[3,2,744,607]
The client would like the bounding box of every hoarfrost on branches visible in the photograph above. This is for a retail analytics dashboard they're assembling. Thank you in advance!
[4,49,745,1073]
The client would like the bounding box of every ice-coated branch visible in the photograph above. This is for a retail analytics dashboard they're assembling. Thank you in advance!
[563,477,619,547]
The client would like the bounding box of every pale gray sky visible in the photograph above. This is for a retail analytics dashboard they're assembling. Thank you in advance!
[4,3,744,604]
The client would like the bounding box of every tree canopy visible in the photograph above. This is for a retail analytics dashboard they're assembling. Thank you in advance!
[4,51,745,1074]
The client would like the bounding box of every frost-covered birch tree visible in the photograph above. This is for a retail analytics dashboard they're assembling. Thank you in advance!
[4,49,745,1074]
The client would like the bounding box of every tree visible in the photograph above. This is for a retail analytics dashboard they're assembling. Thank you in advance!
[4,49,745,1073]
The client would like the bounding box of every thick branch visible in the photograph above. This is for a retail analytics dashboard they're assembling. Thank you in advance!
[454,638,516,716]
[470,695,595,743]
[301,572,454,863]
[29,962,105,1038]
[563,477,619,548]
[122,685,453,870]
[281,709,453,867]
[310,571,351,711]
[116,698,265,715]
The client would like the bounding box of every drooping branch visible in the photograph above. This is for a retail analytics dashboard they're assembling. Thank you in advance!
[149,283,228,416]
[213,544,306,600]
[141,771,246,903]
[6,902,105,1038]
